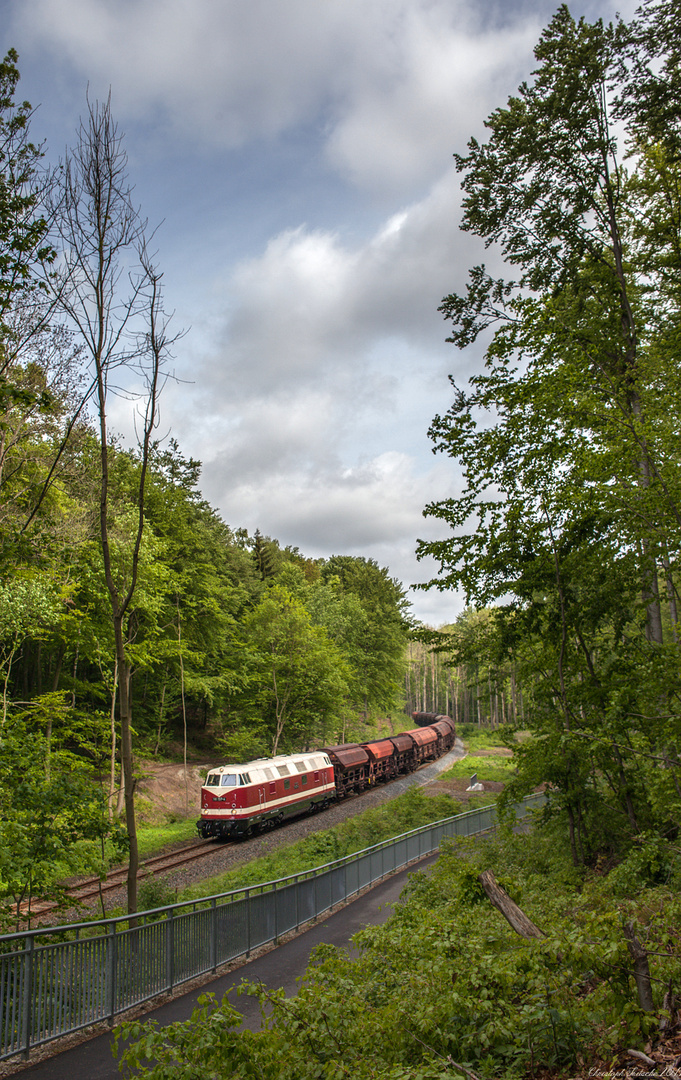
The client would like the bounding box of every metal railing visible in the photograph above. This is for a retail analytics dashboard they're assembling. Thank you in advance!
[0,793,544,1061]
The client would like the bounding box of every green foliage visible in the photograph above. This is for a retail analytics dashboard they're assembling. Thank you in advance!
[0,693,115,928]
[238,584,352,754]
[606,833,681,898]
[320,555,410,717]
[218,726,269,764]
[456,723,513,749]
[137,876,178,913]
[416,2,681,864]
[118,828,681,1079]
[0,47,53,330]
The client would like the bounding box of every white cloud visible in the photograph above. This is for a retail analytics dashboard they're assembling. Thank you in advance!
[194,163,483,413]
[154,162,491,623]
[325,8,542,195]
[13,0,352,141]
[13,0,550,197]
[198,441,463,624]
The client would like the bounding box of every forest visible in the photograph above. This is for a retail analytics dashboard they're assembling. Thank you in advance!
[413,0,681,874]
[0,50,412,917]
[4,0,681,1072]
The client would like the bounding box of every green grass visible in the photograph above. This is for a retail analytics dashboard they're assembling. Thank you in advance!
[136,818,199,860]
[178,787,466,902]
[440,752,515,784]
[455,722,522,752]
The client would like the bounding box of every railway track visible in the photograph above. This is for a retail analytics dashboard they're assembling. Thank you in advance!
[25,805,317,921]
[23,838,222,921]
[74,839,221,901]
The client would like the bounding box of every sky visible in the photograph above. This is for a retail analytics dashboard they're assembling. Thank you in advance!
[3,0,634,624]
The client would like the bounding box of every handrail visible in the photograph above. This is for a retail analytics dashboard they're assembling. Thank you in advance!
[1,798,515,946]
[0,792,545,1062]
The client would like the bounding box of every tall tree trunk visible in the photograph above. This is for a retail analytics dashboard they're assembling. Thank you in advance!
[154,667,167,756]
[108,659,118,820]
[51,642,65,692]
[71,634,79,707]
[177,599,188,816]
[114,625,138,917]
[663,555,678,642]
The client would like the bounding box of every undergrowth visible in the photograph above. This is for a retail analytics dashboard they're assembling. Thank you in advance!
[136,819,198,860]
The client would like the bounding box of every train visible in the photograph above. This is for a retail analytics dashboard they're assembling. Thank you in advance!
[196,712,456,839]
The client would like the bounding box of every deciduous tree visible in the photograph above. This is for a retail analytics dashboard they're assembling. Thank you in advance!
[417,2,681,857]
[49,95,172,914]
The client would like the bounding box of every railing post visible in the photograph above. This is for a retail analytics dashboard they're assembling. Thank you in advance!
[166,909,175,993]
[21,935,34,1060]
[211,899,217,973]
[295,877,299,932]
[106,923,117,1026]
[273,882,278,944]
[246,890,251,957]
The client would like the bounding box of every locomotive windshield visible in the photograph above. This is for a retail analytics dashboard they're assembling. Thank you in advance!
[205,773,238,787]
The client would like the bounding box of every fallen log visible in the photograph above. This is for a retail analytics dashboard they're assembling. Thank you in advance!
[478,870,544,939]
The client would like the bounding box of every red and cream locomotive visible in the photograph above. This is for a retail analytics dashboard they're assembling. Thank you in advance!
[196,713,456,839]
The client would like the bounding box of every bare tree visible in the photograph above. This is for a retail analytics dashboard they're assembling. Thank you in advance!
[50,94,172,915]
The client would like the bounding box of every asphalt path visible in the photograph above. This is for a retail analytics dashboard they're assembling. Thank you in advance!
[11,852,440,1080]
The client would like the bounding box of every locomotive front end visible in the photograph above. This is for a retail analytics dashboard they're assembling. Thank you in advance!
[197,767,253,839]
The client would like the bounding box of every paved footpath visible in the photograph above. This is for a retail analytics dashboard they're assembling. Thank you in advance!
[9,853,440,1080]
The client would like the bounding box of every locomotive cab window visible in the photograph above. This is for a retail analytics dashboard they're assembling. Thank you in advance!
[284,778,290,790]
[302,775,308,785]
[221,775,238,787]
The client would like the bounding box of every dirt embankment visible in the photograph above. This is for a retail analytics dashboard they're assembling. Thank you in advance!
[135,761,216,821]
